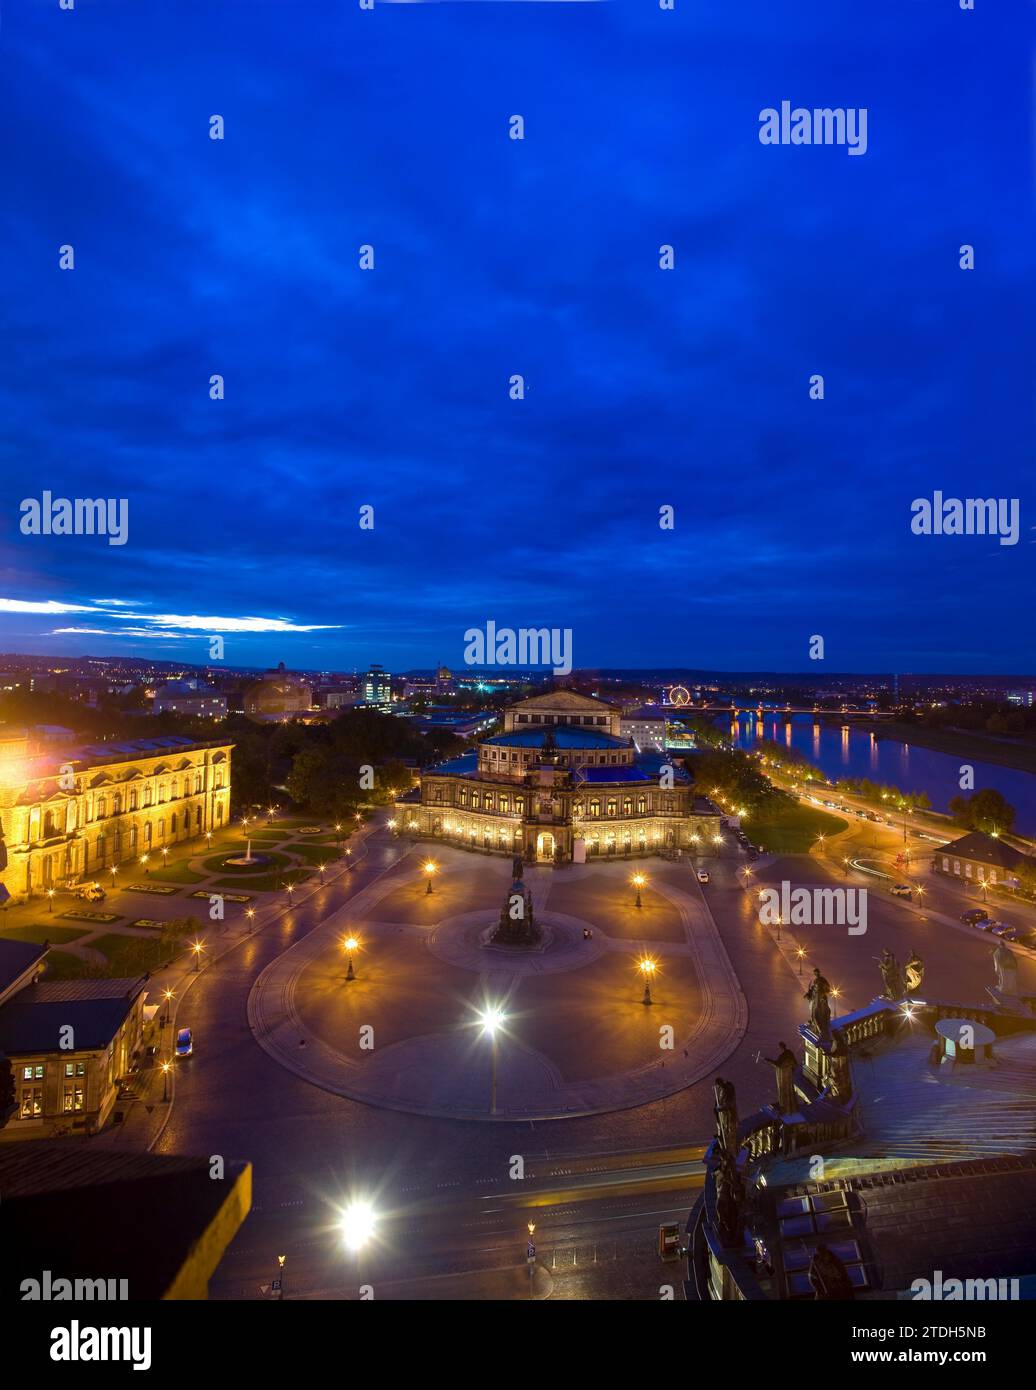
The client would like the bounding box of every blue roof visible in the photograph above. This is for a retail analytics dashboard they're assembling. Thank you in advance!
[426,751,479,775]
[484,728,627,750]
[575,764,689,784]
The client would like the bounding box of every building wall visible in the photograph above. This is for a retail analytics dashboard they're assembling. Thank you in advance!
[3,994,146,1142]
[0,744,232,898]
[399,773,717,860]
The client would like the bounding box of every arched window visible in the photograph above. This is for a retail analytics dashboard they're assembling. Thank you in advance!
[515,796,525,813]
[622,798,632,816]
[144,787,153,807]
[129,790,138,811]
[171,813,178,835]
[589,799,600,818]
[113,793,122,815]
[637,796,646,814]
[97,796,107,819]
[484,794,494,811]
[607,799,617,817]
[499,795,509,813]
[459,788,467,806]
[144,824,153,848]
[573,800,584,818]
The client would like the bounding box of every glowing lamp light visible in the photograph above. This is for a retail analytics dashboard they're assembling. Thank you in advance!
[340,1201,377,1252]
[478,1005,506,1037]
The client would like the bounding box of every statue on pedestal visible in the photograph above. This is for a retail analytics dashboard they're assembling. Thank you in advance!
[713,1076,738,1155]
[993,941,1019,996]
[765,1041,797,1114]
[877,948,904,1001]
[904,950,924,994]
[804,968,832,1038]
[827,1026,852,1103]
[713,1142,745,1248]
[489,872,540,946]
[512,853,524,881]
[808,1243,854,1300]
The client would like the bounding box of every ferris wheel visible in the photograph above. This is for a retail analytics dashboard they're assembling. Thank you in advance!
[667,685,691,706]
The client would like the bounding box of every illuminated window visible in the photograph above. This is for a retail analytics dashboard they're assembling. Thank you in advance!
[637,796,646,814]
[64,1061,85,1077]
[590,799,600,818]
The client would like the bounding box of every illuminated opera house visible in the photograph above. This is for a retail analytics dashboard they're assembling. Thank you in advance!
[396,689,720,863]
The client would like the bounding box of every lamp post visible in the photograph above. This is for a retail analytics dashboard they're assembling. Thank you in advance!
[140,854,149,876]
[192,939,204,972]
[162,846,169,867]
[162,988,174,1026]
[161,1060,172,1102]
[46,888,54,913]
[639,956,656,1006]
[246,907,256,933]
[632,873,645,909]
[424,860,437,895]
[343,935,359,982]
[110,865,118,888]
[478,1006,505,1114]
[286,882,295,905]
[276,1254,286,1301]
[795,946,806,976]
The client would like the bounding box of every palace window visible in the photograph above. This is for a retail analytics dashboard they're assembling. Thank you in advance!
[20,1088,43,1118]
[500,795,509,813]
[459,789,467,806]
[622,798,632,816]
[589,799,600,818]
[484,794,494,810]
[515,796,525,813]
[144,788,153,807]
[65,1061,85,1077]
[22,1064,44,1081]
[471,793,481,809]
[637,796,646,814]
[63,1085,85,1113]
[433,787,443,802]
[573,800,584,817]
[129,791,138,811]
[113,793,122,814]
[607,799,617,816]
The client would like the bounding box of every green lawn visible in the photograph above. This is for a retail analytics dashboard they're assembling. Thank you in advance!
[287,842,341,866]
[42,931,185,980]
[1,923,87,945]
[142,860,207,884]
[741,802,848,854]
[210,867,313,893]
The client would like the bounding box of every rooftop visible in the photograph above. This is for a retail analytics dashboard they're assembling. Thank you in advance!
[483,727,629,751]
[936,831,1029,872]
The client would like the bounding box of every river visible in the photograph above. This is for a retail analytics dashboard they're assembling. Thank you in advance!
[716,713,1036,839]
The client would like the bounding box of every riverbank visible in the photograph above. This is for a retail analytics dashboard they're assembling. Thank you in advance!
[869,721,1036,776]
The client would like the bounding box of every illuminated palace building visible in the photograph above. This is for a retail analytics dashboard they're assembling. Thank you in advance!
[397,690,719,863]
[0,732,232,899]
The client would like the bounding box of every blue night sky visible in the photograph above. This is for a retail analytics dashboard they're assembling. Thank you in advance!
[0,1,1033,674]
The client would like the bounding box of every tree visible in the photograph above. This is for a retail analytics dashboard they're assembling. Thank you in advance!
[948,789,1016,835]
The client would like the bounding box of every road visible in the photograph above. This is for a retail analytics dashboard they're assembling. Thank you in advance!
[155,813,1034,1300]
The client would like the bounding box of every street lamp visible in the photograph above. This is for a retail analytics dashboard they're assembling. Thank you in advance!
[163,987,174,1025]
[140,854,149,875]
[110,865,118,887]
[246,907,256,932]
[424,860,438,894]
[340,1201,376,1253]
[276,1253,286,1300]
[161,846,169,866]
[795,946,806,976]
[161,1059,172,1102]
[192,939,205,972]
[632,873,645,909]
[343,935,359,981]
[388,818,397,832]
[478,1005,506,1114]
[638,956,657,1006]
[46,888,54,913]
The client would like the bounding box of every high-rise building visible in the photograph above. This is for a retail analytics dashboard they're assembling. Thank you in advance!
[363,664,392,709]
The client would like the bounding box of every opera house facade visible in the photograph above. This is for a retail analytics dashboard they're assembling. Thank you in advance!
[396,689,720,863]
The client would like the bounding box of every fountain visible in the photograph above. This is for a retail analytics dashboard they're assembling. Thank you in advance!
[224,837,271,868]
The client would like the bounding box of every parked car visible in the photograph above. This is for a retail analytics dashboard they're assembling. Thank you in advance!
[975,919,1001,932]
[697,870,710,885]
[994,924,1024,941]
[175,1028,193,1058]
[890,884,912,899]
[991,922,1016,937]
[72,882,106,902]
[960,908,989,925]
